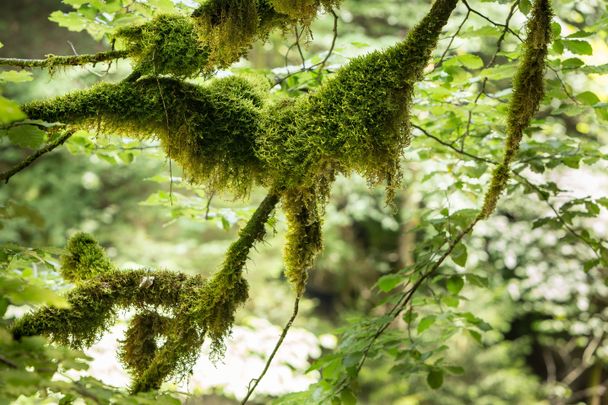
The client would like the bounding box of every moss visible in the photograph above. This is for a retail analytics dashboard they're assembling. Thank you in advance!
[119,311,171,379]
[270,0,339,23]
[193,0,260,68]
[60,232,113,283]
[196,191,279,357]
[12,196,279,392]
[12,0,467,393]
[23,75,267,196]
[282,189,324,294]
[480,0,552,219]
[114,14,210,78]
[256,0,459,199]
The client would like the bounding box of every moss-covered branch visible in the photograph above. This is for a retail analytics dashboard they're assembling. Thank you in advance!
[257,0,459,196]
[336,0,554,394]
[0,50,129,69]
[22,75,268,196]
[480,0,552,218]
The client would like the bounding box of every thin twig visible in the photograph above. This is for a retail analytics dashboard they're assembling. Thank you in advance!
[0,50,129,69]
[1,130,74,184]
[0,355,17,368]
[275,10,340,86]
[436,10,471,68]
[241,295,301,404]
[461,0,523,41]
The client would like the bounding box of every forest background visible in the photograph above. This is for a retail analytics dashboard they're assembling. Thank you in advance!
[1,0,608,404]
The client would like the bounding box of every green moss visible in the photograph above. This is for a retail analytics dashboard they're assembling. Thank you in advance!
[60,232,114,283]
[115,14,210,78]
[270,0,339,23]
[23,75,267,196]
[480,0,551,219]
[119,311,170,379]
[282,189,324,294]
[12,196,279,392]
[256,0,459,200]
[13,0,468,393]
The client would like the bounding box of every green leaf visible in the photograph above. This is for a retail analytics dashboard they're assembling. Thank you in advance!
[426,369,444,389]
[0,70,33,83]
[552,39,564,54]
[451,243,467,267]
[445,54,484,69]
[340,388,357,405]
[550,22,562,37]
[7,125,46,148]
[518,0,531,15]
[446,275,464,294]
[481,63,517,80]
[468,329,482,344]
[561,58,584,69]
[377,274,403,292]
[417,315,437,334]
[49,11,88,32]
[563,40,593,55]
[445,366,465,375]
[576,91,600,105]
[0,96,26,124]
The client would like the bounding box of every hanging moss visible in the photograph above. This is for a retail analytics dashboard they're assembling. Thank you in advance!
[60,232,114,283]
[22,75,269,196]
[480,0,552,218]
[119,311,171,379]
[115,14,210,78]
[270,0,339,23]
[282,189,324,294]
[12,194,279,392]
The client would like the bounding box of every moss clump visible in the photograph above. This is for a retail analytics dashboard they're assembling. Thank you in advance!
[23,75,268,196]
[270,0,339,23]
[193,0,261,68]
[480,0,552,218]
[115,14,210,78]
[282,189,324,294]
[60,232,113,283]
[119,311,171,378]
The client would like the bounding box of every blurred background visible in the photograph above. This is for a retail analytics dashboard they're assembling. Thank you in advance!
[1,0,607,404]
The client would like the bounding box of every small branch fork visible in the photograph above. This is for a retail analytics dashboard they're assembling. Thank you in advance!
[0,129,74,185]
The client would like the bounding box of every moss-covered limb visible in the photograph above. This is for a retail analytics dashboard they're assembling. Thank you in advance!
[256,0,458,194]
[480,0,552,219]
[282,190,323,295]
[22,75,268,195]
[192,191,280,358]
[11,269,197,347]
[0,50,129,69]
[0,129,74,185]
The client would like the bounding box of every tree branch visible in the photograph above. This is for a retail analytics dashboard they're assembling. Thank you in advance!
[0,129,74,185]
[0,50,129,69]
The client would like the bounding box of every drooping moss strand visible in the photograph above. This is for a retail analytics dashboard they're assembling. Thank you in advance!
[480,0,552,219]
